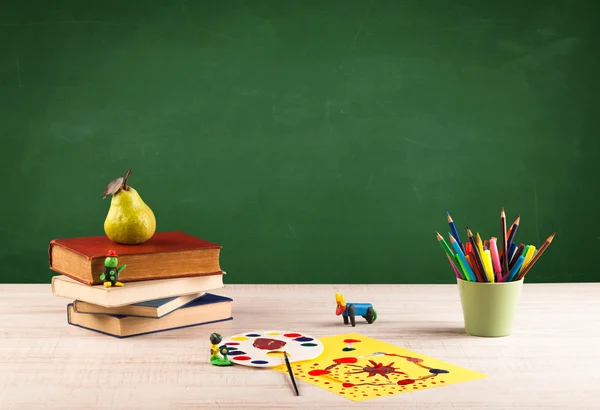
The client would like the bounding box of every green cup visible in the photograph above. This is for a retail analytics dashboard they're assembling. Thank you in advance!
[457,278,523,337]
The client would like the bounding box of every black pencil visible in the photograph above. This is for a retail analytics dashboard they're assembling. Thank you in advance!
[283,351,299,396]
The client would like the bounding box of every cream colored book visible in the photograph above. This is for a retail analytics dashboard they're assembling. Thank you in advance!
[67,293,233,338]
[52,273,225,307]
[73,292,206,318]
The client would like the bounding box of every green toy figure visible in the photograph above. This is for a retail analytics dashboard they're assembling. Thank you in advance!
[100,250,126,288]
[210,333,233,366]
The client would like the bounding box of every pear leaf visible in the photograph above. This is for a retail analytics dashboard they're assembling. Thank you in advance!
[103,177,124,199]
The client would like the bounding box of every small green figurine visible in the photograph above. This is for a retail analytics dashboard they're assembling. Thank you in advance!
[100,250,126,288]
[210,333,233,366]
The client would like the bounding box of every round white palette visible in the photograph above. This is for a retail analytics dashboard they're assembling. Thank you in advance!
[220,330,324,368]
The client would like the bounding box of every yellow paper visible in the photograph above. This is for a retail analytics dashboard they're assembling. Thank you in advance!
[275,333,486,402]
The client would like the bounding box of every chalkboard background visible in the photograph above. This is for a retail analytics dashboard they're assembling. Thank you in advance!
[1,0,598,284]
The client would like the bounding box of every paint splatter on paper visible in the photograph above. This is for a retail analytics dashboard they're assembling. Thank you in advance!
[274,333,486,402]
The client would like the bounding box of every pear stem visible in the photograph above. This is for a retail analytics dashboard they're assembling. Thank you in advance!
[123,169,132,191]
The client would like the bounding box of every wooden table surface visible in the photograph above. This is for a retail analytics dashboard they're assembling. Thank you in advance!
[1,283,599,409]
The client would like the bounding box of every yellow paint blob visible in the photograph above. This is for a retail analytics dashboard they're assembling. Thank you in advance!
[266,351,291,357]
[266,331,280,336]
[230,336,249,341]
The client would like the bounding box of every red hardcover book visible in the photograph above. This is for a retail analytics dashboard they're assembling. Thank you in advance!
[49,231,223,286]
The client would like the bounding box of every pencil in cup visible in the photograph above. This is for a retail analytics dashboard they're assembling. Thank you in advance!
[436,232,464,279]
[516,233,555,280]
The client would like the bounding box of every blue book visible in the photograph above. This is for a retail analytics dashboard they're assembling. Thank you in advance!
[73,292,207,318]
[67,293,232,338]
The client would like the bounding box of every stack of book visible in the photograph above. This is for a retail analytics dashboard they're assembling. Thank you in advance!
[49,231,232,338]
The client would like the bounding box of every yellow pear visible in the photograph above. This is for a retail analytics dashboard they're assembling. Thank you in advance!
[103,170,156,244]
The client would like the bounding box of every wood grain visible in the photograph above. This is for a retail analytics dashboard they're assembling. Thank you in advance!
[0,284,599,409]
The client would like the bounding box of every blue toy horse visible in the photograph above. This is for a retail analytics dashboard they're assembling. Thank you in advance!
[335,292,377,326]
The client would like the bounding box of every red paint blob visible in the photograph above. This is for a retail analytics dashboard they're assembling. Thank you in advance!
[252,338,286,350]
[283,333,301,338]
[324,382,330,385]
[342,383,354,388]
[308,369,331,376]
[232,356,251,361]
[376,394,381,396]
[407,357,423,363]
[432,382,437,384]
[397,379,415,385]
[225,342,239,346]
[333,357,358,364]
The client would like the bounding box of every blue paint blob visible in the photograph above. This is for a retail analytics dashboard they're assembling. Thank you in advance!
[294,337,314,342]
[226,347,238,351]
[251,360,269,365]
[429,368,449,374]
[245,333,261,337]
[227,350,247,356]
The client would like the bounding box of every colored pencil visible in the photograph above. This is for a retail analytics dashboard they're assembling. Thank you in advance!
[507,242,518,264]
[465,253,480,281]
[509,243,525,270]
[454,253,470,281]
[467,228,487,282]
[447,254,462,279]
[500,208,509,276]
[516,233,556,280]
[484,239,490,250]
[482,250,494,282]
[449,234,476,281]
[506,216,520,250]
[504,255,525,282]
[476,233,484,255]
[519,245,536,275]
[465,242,472,255]
[437,232,463,279]
[447,212,464,252]
[283,351,299,396]
[436,232,455,260]
[499,216,520,259]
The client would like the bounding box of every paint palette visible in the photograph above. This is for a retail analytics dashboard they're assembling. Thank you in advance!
[221,330,324,368]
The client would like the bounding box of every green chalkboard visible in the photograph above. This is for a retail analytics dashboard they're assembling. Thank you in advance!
[1,0,599,284]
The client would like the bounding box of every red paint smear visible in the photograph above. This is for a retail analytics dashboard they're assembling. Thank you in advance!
[313,363,318,366]
[397,379,415,385]
[333,357,358,364]
[431,382,437,384]
[232,356,251,361]
[389,392,394,395]
[342,383,354,388]
[225,342,239,346]
[376,394,381,396]
[339,392,345,395]
[324,382,330,385]
[283,333,301,338]
[308,369,330,376]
